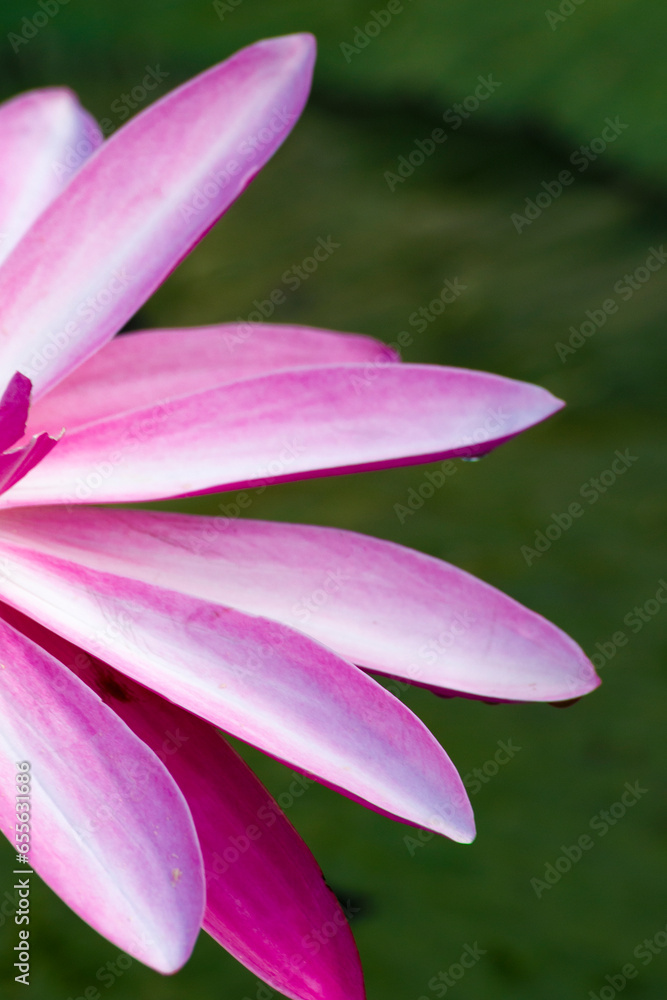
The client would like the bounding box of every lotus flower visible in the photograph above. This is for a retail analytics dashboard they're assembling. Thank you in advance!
[0,33,600,1000]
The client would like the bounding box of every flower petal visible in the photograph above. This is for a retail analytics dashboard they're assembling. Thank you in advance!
[26,324,399,432]
[120,703,366,1000]
[0,34,315,398]
[5,364,562,507]
[0,88,101,265]
[0,373,59,497]
[0,605,204,973]
[0,541,474,842]
[0,373,32,452]
[5,609,365,1000]
[0,431,59,496]
[0,507,599,702]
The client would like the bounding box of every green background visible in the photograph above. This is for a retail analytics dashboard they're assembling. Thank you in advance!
[0,2,665,998]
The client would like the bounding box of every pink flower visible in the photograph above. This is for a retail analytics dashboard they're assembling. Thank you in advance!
[0,34,599,1000]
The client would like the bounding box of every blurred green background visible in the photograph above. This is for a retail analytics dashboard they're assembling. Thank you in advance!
[0,2,665,998]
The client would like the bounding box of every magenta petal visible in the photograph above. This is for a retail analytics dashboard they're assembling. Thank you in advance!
[0,603,365,999]
[0,35,315,397]
[0,87,101,265]
[0,431,59,497]
[0,373,59,496]
[26,324,399,432]
[4,364,562,507]
[0,372,32,451]
[0,541,474,842]
[0,609,204,972]
[0,507,600,703]
[133,711,366,1000]
[96,670,365,999]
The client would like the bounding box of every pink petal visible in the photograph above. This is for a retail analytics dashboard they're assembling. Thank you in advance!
[6,608,364,1000]
[0,541,474,842]
[26,323,399,432]
[0,431,59,496]
[127,707,366,1000]
[0,373,32,452]
[5,364,562,507]
[0,34,315,398]
[0,606,204,973]
[0,507,599,703]
[0,373,59,496]
[0,88,101,265]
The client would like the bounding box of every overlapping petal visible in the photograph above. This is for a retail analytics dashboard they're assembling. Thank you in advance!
[0,29,598,994]
[0,373,59,497]
[0,373,32,452]
[5,363,562,507]
[0,602,365,1000]
[26,323,399,431]
[0,88,101,265]
[0,540,474,842]
[0,34,316,398]
[0,605,204,972]
[0,507,599,702]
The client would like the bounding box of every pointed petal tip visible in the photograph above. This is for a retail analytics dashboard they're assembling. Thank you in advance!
[550,656,602,706]
[521,383,564,428]
[267,30,317,55]
[417,781,476,845]
[247,31,316,75]
[428,809,476,845]
[452,820,477,846]
[150,938,199,976]
[546,391,566,415]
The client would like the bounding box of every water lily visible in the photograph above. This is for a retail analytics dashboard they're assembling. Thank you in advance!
[0,33,600,1000]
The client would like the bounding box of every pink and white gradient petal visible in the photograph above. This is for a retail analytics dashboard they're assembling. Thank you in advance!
[0,34,316,398]
[0,602,366,1000]
[4,364,563,507]
[0,608,204,973]
[0,541,474,843]
[0,506,600,702]
[0,87,101,266]
[26,323,400,431]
